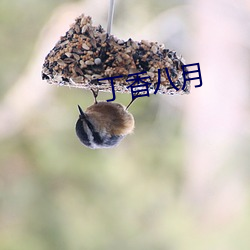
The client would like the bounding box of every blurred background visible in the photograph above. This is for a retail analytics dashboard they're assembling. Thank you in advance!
[1,0,250,249]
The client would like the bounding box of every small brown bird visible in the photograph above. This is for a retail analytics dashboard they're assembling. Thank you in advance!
[76,90,135,149]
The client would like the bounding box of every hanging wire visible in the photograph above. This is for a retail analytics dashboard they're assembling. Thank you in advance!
[107,0,115,34]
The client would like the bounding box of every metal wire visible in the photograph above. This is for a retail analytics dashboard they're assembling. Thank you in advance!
[107,0,115,34]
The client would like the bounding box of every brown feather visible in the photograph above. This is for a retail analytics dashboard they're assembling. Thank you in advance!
[85,102,134,135]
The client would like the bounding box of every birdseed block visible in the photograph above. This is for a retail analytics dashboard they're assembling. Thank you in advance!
[42,14,190,95]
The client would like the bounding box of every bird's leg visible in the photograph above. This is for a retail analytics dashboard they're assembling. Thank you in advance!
[91,88,99,104]
[126,97,137,110]
[126,92,140,110]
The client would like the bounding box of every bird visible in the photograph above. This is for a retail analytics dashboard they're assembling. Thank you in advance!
[75,89,135,149]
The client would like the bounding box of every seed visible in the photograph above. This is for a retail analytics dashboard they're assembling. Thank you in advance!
[92,74,102,79]
[151,45,158,54]
[132,41,139,50]
[65,52,72,58]
[85,60,94,65]
[100,33,107,43]
[63,58,75,64]
[118,39,124,45]
[141,40,150,47]
[81,25,88,34]
[94,58,102,65]
[72,48,84,55]
[57,59,67,66]
[125,48,132,53]
[116,55,123,62]
[82,43,90,50]
[122,54,130,60]
[85,74,92,80]
[72,76,84,83]
[147,71,154,78]
[75,24,80,34]
[72,53,80,60]
[74,66,83,75]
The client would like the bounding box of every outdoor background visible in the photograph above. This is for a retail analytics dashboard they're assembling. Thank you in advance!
[1,0,250,249]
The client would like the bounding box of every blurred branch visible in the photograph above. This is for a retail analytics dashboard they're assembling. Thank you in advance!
[183,0,250,225]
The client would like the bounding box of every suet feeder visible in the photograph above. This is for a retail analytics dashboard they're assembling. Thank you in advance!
[42,13,190,95]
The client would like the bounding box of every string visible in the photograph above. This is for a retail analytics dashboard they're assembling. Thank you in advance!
[107,0,115,34]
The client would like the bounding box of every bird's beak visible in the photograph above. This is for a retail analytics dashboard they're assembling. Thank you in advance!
[77,105,86,119]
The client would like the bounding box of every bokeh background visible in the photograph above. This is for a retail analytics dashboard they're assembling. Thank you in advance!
[1,0,250,249]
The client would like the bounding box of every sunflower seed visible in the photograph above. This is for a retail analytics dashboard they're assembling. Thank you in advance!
[82,43,90,50]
